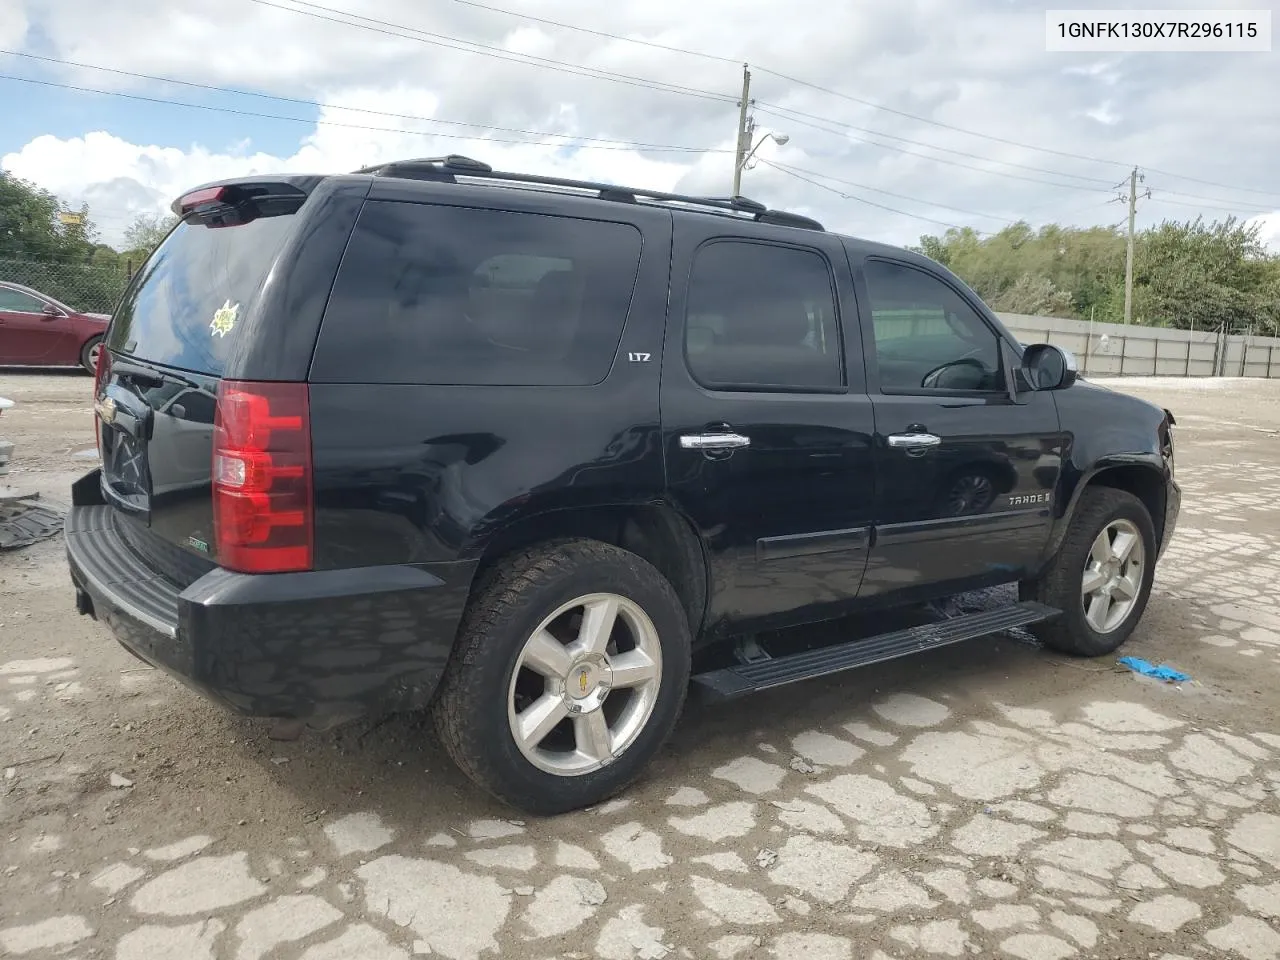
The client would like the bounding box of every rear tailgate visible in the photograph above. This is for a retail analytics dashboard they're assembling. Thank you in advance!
[95,178,318,582]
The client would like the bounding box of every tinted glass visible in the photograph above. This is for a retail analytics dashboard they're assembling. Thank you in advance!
[313,201,643,386]
[106,215,296,375]
[863,259,1004,392]
[0,288,45,312]
[684,241,842,391]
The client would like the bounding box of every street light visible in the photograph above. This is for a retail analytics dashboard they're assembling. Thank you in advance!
[732,125,789,195]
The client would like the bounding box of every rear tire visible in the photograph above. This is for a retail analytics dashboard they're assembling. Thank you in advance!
[1021,487,1156,657]
[80,337,102,374]
[432,538,692,815]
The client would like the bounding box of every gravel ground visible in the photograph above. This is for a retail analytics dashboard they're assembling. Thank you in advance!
[1,369,1278,960]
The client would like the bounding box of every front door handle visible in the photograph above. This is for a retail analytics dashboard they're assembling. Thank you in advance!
[888,433,942,448]
[680,433,751,451]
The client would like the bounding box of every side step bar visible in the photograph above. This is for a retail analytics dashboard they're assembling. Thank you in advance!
[692,601,1060,701]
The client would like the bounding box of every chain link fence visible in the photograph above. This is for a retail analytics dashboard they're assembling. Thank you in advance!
[0,257,133,314]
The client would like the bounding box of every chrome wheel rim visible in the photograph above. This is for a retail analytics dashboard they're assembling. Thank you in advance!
[87,341,102,370]
[1082,519,1145,633]
[507,593,663,777]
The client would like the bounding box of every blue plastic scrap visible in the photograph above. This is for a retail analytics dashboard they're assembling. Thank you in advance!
[1117,656,1191,683]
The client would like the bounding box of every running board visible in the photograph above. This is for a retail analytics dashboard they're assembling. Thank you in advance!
[692,601,1060,701]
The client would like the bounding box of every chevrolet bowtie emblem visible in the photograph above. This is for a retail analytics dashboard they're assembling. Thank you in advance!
[95,396,117,424]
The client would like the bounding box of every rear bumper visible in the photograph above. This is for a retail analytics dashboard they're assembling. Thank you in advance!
[65,497,475,723]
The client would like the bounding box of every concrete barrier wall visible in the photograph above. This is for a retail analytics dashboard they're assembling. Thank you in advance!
[996,312,1280,379]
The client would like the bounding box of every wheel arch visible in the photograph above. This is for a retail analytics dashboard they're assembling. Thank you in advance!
[1045,457,1169,564]
[468,501,710,639]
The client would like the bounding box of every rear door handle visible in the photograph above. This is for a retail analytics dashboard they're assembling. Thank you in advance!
[680,433,751,451]
[888,433,942,448]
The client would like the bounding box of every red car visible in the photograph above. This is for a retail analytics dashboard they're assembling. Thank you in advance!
[0,281,110,373]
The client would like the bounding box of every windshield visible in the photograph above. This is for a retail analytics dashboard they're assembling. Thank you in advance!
[106,215,294,376]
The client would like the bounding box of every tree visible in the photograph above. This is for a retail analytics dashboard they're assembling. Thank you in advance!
[0,172,98,263]
[914,214,1278,332]
[0,173,128,310]
[122,212,177,259]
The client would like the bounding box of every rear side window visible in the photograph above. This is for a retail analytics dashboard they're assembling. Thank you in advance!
[312,201,643,386]
[684,240,842,391]
[107,216,295,376]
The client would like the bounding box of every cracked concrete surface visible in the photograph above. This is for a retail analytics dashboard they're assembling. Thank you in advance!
[2,373,1280,959]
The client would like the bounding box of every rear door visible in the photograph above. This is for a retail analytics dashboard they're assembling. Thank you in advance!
[662,221,875,638]
[851,252,1063,598]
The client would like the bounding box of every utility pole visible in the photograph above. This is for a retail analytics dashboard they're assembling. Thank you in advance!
[732,64,752,197]
[1122,166,1147,326]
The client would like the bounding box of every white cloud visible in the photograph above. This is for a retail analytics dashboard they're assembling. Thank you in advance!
[1248,212,1280,253]
[4,0,1279,249]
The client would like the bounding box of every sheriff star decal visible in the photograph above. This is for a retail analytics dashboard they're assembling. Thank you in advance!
[210,300,240,338]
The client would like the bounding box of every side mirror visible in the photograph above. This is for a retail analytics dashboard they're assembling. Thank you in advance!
[40,303,61,319]
[1020,343,1078,391]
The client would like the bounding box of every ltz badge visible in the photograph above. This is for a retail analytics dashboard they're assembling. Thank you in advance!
[210,300,239,338]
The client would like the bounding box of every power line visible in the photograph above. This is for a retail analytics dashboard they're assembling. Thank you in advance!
[253,0,1257,207]
[246,0,735,104]
[752,106,1115,194]
[1142,165,1280,202]
[438,0,1280,201]
[0,50,724,153]
[448,0,741,66]
[766,162,1015,223]
[760,159,987,233]
[0,74,728,153]
[1145,194,1274,216]
[755,102,1115,185]
[1144,183,1276,213]
[247,0,1123,193]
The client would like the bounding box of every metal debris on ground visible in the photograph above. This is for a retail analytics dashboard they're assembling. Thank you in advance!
[0,495,65,550]
[1117,656,1191,683]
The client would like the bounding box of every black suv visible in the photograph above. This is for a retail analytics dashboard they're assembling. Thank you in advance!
[66,156,1179,814]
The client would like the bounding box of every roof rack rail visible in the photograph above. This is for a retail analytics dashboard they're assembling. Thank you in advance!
[357,155,823,231]
[757,210,825,231]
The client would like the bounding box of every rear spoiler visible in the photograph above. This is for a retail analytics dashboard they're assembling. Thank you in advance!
[170,176,327,217]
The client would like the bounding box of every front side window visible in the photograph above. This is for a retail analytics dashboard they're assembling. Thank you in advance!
[684,240,843,391]
[863,259,1004,393]
[0,288,46,313]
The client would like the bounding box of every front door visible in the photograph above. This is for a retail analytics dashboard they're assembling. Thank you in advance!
[852,254,1063,599]
[0,287,70,364]
[662,224,876,639]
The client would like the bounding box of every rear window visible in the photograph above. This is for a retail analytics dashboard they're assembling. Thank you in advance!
[310,201,643,386]
[106,215,295,375]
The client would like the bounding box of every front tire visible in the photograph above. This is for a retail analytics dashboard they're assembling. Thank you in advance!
[1021,487,1156,657]
[432,539,692,815]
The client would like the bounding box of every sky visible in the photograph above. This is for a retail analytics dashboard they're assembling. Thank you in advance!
[2,0,1278,251]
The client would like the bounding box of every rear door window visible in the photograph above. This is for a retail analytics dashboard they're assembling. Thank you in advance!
[106,215,295,376]
[683,240,843,391]
[311,201,643,386]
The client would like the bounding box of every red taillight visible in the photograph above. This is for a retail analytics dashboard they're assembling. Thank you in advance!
[93,347,111,460]
[178,186,225,212]
[212,380,313,574]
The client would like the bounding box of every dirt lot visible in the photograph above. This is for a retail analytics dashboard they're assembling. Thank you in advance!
[1,369,1278,960]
